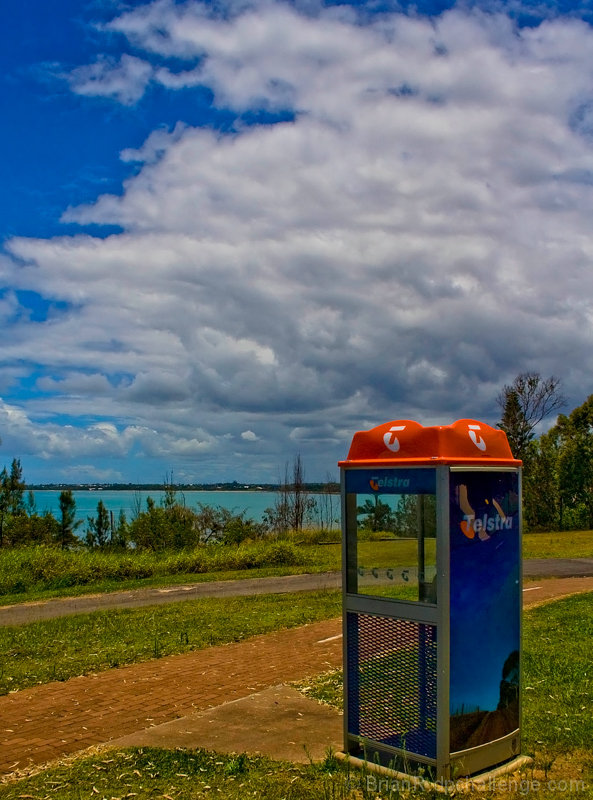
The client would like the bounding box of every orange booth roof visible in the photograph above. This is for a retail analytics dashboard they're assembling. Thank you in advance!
[339,419,521,467]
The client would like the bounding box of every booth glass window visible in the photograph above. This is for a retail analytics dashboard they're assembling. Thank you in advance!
[344,468,437,603]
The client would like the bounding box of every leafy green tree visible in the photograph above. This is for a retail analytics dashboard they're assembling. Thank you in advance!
[522,432,560,530]
[6,458,25,515]
[193,504,264,545]
[128,496,198,550]
[56,490,81,549]
[523,393,593,531]
[0,467,9,547]
[111,509,129,550]
[0,459,27,547]
[497,373,566,530]
[357,497,395,532]
[5,511,59,546]
[554,397,593,529]
[85,500,111,549]
[25,490,36,516]
[220,510,266,545]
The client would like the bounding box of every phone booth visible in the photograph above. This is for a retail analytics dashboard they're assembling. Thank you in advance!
[339,419,523,782]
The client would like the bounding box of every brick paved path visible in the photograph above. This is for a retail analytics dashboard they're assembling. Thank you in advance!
[0,618,343,776]
[1,576,592,778]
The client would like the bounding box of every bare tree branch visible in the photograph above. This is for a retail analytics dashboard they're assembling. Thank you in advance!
[497,372,565,459]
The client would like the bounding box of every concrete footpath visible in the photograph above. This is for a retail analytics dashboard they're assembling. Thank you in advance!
[1,575,592,780]
[1,558,592,626]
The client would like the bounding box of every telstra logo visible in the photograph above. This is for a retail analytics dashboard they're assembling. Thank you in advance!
[369,476,411,491]
[459,484,511,540]
[461,513,512,540]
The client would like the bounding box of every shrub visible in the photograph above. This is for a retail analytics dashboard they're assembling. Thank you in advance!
[0,539,311,598]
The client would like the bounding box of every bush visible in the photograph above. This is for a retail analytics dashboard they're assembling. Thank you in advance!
[128,500,269,550]
[0,540,311,597]
[3,511,59,547]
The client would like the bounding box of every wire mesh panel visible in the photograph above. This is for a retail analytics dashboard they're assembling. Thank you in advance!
[347,611,437,759]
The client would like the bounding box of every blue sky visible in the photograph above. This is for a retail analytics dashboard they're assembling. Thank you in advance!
[2,0,593,484]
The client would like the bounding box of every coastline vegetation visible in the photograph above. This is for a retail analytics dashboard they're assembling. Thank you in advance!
[0,457,340,550]
[2,529,590,605]
[0,541,320,603]
[0,377,593,607]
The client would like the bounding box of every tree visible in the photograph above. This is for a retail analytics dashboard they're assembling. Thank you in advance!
[0,459,26,547]
[522,392,593,531]
[357,496,395,532]
[6,458,25,515]
[554,395,593,529]
[265,454,315,534]
[497,373,565,460]
[162,471,183,511]
[128,495,199,550]
[86,500,111,548]
[56,490,81,549]
[0,467,8,548]
[314,473,340,532]
[5,511,59,547]
[111,509,129,550]
[522,432,561,530]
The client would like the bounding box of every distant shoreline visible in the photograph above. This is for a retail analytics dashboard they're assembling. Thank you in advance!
[28,487,340,527]
[29,483,339,493]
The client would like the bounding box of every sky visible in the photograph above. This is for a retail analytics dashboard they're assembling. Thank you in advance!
[2,0,593,484]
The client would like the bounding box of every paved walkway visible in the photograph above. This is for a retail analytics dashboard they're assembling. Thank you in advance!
[0,572,341,627]
[1,575,592,779]
[0,618,344,776]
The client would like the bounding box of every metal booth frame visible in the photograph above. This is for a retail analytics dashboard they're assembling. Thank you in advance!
[339,420,523,783]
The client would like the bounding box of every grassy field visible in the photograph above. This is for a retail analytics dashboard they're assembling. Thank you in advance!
[0,748,355,800]
[0,590,342,695]
[0,593,591,799]
[0,541,324,605]
[0,528,591,606]
[300,592,593,796]
[522,528,593,559]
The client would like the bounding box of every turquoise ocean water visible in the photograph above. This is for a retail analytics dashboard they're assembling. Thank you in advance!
[31,490,313,527]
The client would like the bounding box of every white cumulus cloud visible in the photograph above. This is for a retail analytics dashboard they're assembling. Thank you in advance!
[3,0,593,481]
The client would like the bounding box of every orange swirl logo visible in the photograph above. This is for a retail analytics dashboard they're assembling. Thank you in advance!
[459,484,511,540]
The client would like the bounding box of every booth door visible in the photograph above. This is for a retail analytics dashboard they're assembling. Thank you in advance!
[343,467,438,761]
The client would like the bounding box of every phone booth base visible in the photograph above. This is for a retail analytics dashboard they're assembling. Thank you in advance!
[339,419,523,782]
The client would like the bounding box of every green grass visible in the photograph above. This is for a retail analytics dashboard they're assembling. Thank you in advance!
[522,592,593,752]
[1,595,592,799]
[300,593,593,759]
[0,748,361,800]
[522,529,593,559]
[0,527,591,607]
[0,564,326,607]
[0,590,342,695]
[0,541,321,605]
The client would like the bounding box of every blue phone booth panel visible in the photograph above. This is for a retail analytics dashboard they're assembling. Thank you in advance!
[449,470,520,752]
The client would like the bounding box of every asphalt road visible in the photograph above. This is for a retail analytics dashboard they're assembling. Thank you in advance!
[0,557,591,627]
